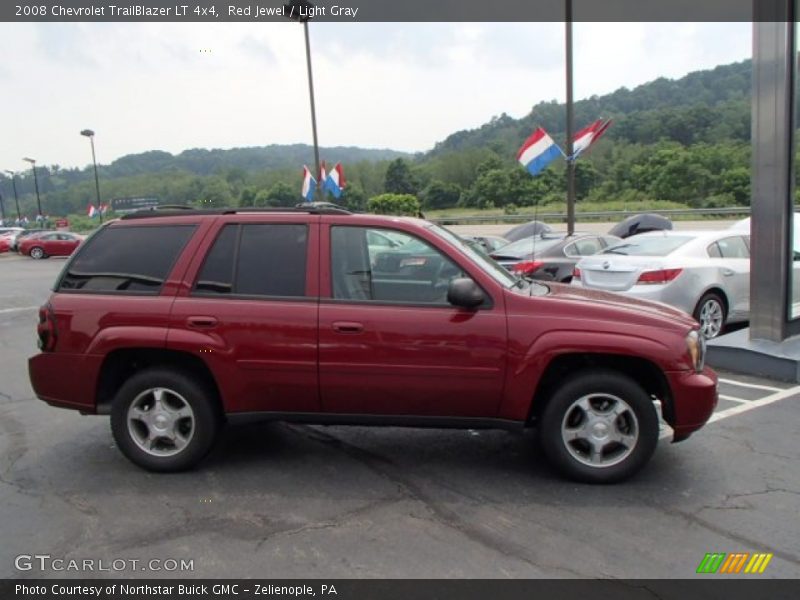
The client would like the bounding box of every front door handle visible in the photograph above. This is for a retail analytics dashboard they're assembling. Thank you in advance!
[332,321,364,334]
[187,316,219,329]
[722,268,735,277]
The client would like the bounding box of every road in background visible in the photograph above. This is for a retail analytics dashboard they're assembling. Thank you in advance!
[448,220,739,237]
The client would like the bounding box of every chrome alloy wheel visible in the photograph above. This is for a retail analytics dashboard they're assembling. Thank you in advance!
[126,387,195,457]
[698,298,724,339]
[560,393,639,468]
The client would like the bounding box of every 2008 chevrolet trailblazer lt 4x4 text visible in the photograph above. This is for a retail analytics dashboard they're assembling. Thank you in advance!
[28,207,718,483]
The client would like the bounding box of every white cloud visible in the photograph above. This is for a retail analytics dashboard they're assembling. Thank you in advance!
[0,21,751,172]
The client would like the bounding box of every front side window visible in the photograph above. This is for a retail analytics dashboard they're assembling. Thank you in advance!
[194,223,308,298]
[59,225,196,293]
[331,226,468,304]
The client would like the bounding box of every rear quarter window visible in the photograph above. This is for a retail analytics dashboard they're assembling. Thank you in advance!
[58,225,196,293]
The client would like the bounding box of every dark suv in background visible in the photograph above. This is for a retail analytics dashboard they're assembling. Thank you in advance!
[29,207,718,483]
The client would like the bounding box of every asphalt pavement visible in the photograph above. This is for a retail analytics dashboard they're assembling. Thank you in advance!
[0,252,798,579]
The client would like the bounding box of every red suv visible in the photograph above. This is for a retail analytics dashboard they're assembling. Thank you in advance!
[28,207,718,482]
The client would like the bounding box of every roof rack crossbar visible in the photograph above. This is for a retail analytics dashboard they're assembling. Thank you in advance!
[120,206,352,220]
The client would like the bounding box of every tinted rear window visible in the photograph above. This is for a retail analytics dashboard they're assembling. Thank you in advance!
[59,225,196,293]
[602,235,693,257]
[194,224,308,298]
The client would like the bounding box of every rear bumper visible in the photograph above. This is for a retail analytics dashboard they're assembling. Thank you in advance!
[28,352,102,413]
[665,366,718,441]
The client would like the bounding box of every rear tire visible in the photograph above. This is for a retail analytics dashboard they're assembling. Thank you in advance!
[110,369,220,472]
[693,292,726,339]
[539,369,659,484]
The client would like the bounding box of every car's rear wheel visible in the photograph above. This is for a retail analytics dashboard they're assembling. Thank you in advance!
[540,370,659,483]
[110,369,220,472]
[29,246,46,260]
[694,292,726,339]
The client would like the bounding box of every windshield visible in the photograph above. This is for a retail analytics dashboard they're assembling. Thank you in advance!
[493,235,565,258]
[603,235,693,257]
[427,224,518,287]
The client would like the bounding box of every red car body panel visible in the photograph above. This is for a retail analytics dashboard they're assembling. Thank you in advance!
[28,212,718,442]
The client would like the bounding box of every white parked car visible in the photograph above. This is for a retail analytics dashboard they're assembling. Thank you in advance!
[572,230,751,338]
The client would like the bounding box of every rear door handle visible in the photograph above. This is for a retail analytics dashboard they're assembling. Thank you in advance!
[332,321,364,334]
[187,316,218,329]
[722,268,735,276]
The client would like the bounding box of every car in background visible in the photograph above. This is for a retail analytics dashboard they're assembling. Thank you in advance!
[19,231,84,259]
[490,232,621,282]
[503,220,552,243]
[0,235,12,253]
[572,230,751,338]
[462,234,509,254]
[8,229,52,252]
[608,213,673,239]
[0,227,24,237]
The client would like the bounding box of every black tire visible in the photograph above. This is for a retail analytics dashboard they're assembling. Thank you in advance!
[110,368,220,472]
[29,246,46,260]
[693,292,726,339]
[539,369,659,484]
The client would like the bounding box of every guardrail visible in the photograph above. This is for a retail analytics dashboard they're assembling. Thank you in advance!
[429,206,753,225]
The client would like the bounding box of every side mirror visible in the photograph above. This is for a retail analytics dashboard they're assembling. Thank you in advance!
[447,278,485,309]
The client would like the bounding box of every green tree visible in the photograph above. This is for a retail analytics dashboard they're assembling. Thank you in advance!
[367,193,421,216]
[384,158,420,195]
[421,180,461,209]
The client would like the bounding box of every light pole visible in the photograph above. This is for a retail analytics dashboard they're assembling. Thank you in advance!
[22,157,42,220]
[4,170,21,221]
[0,192,5,224]
[565,0,576,236]
[81,129,103,223]
[284,0,322,200]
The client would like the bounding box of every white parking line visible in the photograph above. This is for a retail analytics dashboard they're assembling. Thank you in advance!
[717,378,782,393]
[709,385,800,424]
[718,394,750,404]
[0,306,39,315]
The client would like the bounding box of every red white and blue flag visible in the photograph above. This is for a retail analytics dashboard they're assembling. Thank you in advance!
[572,118,612,159]
[517,128,563,176]
[324,163,346,199]
[301,166,317,202]
[87,204,98,218]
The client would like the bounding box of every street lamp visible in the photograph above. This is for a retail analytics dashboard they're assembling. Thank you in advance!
[284,0,322,200]
[22,157,42,220]
[4,170,21,221]
[81,129,103,223]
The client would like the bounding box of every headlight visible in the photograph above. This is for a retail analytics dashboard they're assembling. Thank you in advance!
[686,330,705,373]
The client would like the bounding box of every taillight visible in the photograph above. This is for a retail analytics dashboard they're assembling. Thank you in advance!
[512,260,545,276]
[572,267,581,280]
[636,268,683,285]
[37,303,57,351]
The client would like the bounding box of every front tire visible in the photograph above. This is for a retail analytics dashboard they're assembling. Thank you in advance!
[540,369,659,483]
[110,369,220,472]
[29,246,46,260]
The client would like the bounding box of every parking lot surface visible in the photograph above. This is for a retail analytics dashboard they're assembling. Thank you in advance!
[1,253,798,579]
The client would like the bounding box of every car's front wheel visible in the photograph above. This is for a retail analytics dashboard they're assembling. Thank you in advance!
[29,246,46,260]
[539,370,659,483]
[110,369,220,472]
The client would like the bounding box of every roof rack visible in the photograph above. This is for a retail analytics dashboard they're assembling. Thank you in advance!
[120,205,352,220]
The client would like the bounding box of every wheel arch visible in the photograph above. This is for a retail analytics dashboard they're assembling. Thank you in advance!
[96,348,223,416]
[527,352,674,426]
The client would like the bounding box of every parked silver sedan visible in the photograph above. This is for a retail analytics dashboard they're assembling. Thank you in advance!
[572,230,751,338]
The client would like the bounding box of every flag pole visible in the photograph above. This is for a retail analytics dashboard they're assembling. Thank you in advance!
[565,0,576,236]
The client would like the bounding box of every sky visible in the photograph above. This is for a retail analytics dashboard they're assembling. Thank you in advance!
[0,22,751,173]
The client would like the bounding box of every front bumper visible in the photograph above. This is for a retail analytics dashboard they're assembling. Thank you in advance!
[664,366,718,441]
